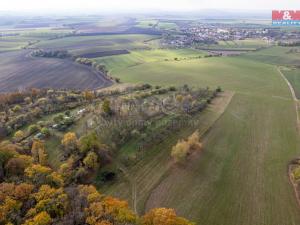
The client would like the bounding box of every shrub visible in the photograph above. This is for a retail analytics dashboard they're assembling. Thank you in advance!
[28,125,39,134]
[171,140,190,163]
[293,166,300,181]
[14,130,24,140]
[41,128,50,137]
[171,131,202,163]
[102,99,112,115]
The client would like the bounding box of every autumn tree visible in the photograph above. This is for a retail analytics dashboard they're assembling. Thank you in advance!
[31,140,48,166]
[102,99,112,115]
[5,155,33,177]
[142,208,195,225]
[84,91,95,102]
[0,182,34,224]
[61,132,78,156]
[23,211,52,225]
[85,195,136,225]
[83,152,99,170]
[58,156,75,183]
[171,140,190,163]
[0,145,16,181]
[25,164,63,187]
[187,131,202,151]
[27,185,68,219]
[171,131,202,163]
[14,130,24,141]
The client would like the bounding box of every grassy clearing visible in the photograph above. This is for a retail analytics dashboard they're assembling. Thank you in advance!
[102,56,300,225]
[94,48,206,72]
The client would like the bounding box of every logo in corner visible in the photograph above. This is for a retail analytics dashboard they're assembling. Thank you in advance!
[272,10,300,26]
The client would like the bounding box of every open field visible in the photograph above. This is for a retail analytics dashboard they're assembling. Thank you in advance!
[102,56,300,225]
[197,38,270,51]
[0,50,112,92]
[156,22,178,30]
[94,48,207,72]
[218,38,269,48]
[135,19,158,28]
[33,34,159,54]
[241,46,300,66]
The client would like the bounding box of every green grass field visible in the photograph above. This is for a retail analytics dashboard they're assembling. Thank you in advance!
[33,34,159,54]
[218,38,269,49]
[242,46,300,66]
[135,19,158,28]
[102,56,300,225]
[281,67,300,99]
[156,22,178,30]
[94,48,206,72]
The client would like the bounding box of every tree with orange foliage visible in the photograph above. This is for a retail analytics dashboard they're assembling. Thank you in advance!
[0,183,34,224]
[142,208,195,225]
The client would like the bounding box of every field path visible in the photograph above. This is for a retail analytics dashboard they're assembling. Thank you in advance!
[277,67,300,129]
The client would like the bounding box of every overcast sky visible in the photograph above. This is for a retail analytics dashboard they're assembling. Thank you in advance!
[1,0,300,12]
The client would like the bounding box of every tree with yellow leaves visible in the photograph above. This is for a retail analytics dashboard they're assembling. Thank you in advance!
[61,132,78,155]
[27,185,68,219]
[171,140,190,163]
[171,130,202,163]
[83,152,99,170]
[31,140,48,166]
[14,130,24,141]
[23,211,52,225]
[142,208,195,225]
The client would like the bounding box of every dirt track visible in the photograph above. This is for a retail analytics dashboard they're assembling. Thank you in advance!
[0,50,112,92]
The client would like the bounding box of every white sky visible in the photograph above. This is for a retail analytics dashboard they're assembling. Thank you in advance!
[1,0,300,12]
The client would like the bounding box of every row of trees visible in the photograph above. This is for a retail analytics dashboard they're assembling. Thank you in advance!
[31,49,71,59]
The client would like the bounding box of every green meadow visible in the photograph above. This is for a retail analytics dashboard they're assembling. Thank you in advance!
[94,48,206,72]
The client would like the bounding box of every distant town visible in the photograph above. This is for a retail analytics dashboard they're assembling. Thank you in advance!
[161,23,300,48]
